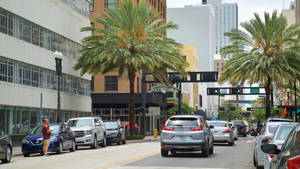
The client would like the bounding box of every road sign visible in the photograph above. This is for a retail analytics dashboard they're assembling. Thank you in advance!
[207,87,265,95]
[250,88,259,94]
[222,100,260,104]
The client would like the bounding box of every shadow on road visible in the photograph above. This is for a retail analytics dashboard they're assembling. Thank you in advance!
[167,152,218,158]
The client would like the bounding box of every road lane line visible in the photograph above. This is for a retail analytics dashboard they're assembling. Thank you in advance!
[95,150,160,169]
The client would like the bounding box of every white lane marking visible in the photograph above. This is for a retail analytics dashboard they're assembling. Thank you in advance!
[111,167,228,169]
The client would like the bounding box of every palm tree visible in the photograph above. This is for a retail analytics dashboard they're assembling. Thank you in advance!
[219,11,300,119]
[74,0,187,135]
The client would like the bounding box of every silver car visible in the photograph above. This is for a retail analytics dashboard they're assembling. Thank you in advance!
[207,121,234,146]
[67,117,106,149]
[253,118,293,169]
[229,122,238,140]
[263,123,297,169]
[160,115,214,157]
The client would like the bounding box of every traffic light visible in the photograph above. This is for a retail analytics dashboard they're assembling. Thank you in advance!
[207,88,219,95]
[231,88,242,95]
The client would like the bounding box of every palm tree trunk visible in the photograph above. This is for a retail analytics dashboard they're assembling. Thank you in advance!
[128,67,136,136]
[265,78,271,119]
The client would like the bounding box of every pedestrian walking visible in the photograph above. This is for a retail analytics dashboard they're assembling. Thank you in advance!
[42,118,52,157]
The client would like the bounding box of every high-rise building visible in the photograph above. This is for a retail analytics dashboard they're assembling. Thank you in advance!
[167,5,216,117]
[0,0,92,136]
[207,0,238,58]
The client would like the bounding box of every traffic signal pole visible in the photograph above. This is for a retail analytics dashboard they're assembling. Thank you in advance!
[178,83,182,115]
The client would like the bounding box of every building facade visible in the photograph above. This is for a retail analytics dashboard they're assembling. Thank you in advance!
[207,0,238,58]
[0,0,92,135]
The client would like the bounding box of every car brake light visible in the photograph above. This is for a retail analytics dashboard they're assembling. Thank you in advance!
[222,129,231,133]
[268,154,276,159]
[162,120,174,131]
[287,156,300,169]
[190,120,203,131]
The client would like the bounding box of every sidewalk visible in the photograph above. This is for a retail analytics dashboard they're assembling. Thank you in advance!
[12,136,160,157]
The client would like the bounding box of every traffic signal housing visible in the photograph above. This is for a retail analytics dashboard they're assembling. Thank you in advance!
[231,88,242,95]
[207,88,219,95]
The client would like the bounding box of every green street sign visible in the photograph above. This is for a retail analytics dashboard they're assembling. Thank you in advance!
[250,88,259,94]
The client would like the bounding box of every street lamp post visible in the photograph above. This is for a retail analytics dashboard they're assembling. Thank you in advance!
[54,51,63,123]
[141,71,146,136]
[294,80,297,122]
[287,88,290,118]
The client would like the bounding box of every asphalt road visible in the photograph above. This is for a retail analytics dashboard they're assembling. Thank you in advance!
[0,136,256,169]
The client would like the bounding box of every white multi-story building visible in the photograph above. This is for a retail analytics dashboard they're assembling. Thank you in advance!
[207,0,238,58]
[167,5,216,117]
[0,0,91,135]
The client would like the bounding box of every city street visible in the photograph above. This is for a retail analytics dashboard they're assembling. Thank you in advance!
[1,137,255,169]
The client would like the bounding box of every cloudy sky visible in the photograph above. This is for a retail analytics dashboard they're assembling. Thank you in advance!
[167,0,293,24]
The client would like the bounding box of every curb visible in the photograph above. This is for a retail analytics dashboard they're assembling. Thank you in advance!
[12,138,160,157]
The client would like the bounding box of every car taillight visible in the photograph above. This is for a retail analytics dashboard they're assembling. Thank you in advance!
[287,156,300,169]
[222,129,231,133]
[190,120,203,131]
[162,120,174,131]
[268,154,276,159]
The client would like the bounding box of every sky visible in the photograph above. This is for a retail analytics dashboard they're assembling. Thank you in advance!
[167,0,294,25]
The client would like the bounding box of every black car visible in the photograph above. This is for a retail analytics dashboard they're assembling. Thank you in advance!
[22,123,76,156]
[104,121,126,145]
[0,130,12,163]
[261,124,300,169]
[231,120,247,137]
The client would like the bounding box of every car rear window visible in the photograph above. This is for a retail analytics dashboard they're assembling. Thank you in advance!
[274,125,295,141]
[268,124,280,134]
[167,118,198,127]
[232,121,244,126]
[208,121,227,127]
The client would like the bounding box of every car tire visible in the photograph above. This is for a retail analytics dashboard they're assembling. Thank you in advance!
[161,149,168,157]
[209,144,214,154]
[201,144,209,157]
[70,139,76,152]
[117,136,122,145]
[171,150,176,156]
[56,141,63,154]
[234,137,238,141]
[253,152,257,167]
[228,141,234,146]
[40,152,44,156]
[91,136,98,149]
[23,153,30,157]
[101,136,106,147]
[2,146,12,163]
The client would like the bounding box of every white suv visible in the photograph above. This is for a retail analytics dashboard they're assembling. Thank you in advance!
[67,117,106,149]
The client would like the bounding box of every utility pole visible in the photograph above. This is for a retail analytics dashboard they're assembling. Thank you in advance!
[178,83,182,115]
[141,71,146,136]
[54,51,63,123]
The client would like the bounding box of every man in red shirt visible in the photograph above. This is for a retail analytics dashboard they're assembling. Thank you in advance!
[42,118,52,157]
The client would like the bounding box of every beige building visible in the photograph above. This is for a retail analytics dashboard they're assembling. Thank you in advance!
[282,1,295,26]
[214,55,226,74]
[181,45,199,110]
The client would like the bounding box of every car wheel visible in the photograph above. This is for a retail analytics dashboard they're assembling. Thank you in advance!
[117,136,122,145]
[70,139,76,152]
[201,144,209,157]
[56,141,63,154]
[228,141,234,146]
[101,136,106,147]
[161,149,168,157]
[209,144,214,154]
[40,152,44,156]
[23,153,30,157]
[91,136,98,149]
[75,145,78,150]
[2,146,11,163]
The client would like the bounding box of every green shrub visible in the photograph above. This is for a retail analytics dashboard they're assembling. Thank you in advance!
[126,135,145,140]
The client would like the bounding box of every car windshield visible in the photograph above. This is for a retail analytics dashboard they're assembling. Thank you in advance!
[268,124,280,134]
[274,125,295,141]
[208,121,227,127]
[67,119,93,127]
[105,122,119,129]
[167,117,198,127]
[30,124,60,134]
[30,126,42,135]
[49,125,60,134]
[232,121,244,126]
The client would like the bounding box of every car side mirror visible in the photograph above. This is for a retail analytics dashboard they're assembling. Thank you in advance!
[261,144,280,154]
[209,125,214,129]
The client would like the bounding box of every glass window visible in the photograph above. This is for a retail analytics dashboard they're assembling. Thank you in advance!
[0,8,8,34]
[89,0,94,11]
[40,29,51,50]
[23,65,31,86]
[275,125,295,141]
[67,119,93,127]
[105,0,118,9]
[167,117,199,127]
[32,25,40,46]
[32,68,39,87]
[105,76,118,91]
[7,61,14,82]
[23,20,31,43]
[0,59,7,81]
[0,106,5,134]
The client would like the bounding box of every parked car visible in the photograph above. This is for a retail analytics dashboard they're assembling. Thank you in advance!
[231,120,247,137]
[253,118,293,169]
[263,123,298,169]
[104,121,126,145]
[208,121,234,146]
[67,117,106,149]
[160,115,214,157]
[229,122,238,140]
[261,124,300,169]
[22,123,76,157]
[0,130,12,163]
